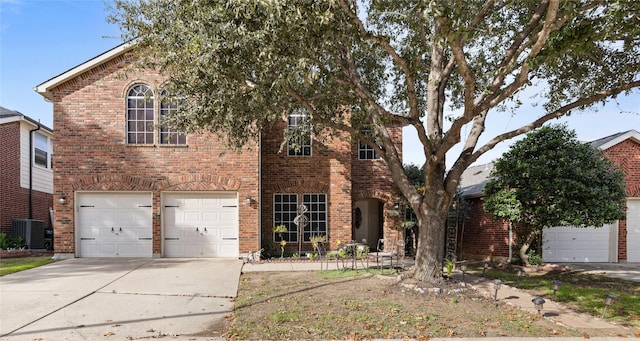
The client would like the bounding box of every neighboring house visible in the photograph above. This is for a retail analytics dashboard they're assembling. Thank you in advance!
[458,130,640,263]
[0,107,54,235]
[34,43,402,259]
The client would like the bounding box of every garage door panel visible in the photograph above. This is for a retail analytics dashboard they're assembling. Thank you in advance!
[77,193,152,257]
[163,192,238,258]
[219,226,237,238]
[98,243,117,255]
[543,224,613,263]
[627,199,640,262]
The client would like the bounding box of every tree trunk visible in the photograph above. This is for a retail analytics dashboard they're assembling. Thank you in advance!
[412,196,449,282]
[519,230,537,266]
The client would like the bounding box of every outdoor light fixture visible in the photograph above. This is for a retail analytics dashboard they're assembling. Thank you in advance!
[552,279,562,299]
[245,195,252,205]
[58,193,66,205]
[493,279,503,301]
[601,293,619,319]
[393,202,400,209]
[483,261,489,276]
[532,297,545,316]
[460,264,467,283]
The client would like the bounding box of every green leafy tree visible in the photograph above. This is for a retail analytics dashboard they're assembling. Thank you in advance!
[484,125,626,265]
[109,0,639,281]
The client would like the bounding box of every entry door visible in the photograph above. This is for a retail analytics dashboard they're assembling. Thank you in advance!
[163,192,239,258]
[76,192,153,257]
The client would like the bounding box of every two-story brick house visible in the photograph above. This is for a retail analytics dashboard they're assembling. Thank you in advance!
[0,107,54,238]
[457,130,640,263]
[35,43,402,259]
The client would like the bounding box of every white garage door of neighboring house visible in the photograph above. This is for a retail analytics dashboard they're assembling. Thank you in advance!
[76,192,153,257]
[163,192,239,258]
[543,223,617,263]
[626,199,640,262]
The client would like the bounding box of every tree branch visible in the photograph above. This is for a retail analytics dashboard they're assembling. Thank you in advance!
[468,80,640,165]
[336,0,421,120]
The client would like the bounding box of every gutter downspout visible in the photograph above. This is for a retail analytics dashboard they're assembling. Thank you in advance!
[29,124,41,219]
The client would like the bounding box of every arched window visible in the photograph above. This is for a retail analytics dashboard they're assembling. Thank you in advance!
[126,84,154,144]
[159,89,187,145]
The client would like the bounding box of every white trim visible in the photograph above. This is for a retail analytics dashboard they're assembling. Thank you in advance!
[34,43,134,101]
[597,130,640,151]
[609,221,619,263]
[0,114,53,134]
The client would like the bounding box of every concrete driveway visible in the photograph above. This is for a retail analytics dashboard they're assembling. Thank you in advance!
[0,258,243,340]
[560,262,640,282]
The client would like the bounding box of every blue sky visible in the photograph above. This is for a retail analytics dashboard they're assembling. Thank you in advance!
[1,0,638,167]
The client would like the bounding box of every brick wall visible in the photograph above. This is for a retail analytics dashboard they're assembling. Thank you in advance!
[459,198,512,261]
[351,123,404,244]
[48,48,403,257]
[49,53,260,255]
[601,139,640,261]
[260,119,403,252]
[0,121,53,234]
[261,120,354,253]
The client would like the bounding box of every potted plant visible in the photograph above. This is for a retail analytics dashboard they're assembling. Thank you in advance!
[274,224,287,239]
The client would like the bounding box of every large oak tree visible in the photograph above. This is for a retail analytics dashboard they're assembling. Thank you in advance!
[109,0,640,281]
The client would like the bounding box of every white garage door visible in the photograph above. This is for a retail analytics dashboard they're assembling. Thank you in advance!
[626,199,640,262]
[163,192,239,258]
[76,192,153,257]
[543,223,617,263]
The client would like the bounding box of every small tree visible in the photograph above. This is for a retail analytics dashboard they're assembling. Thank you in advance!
[483,125,626,265]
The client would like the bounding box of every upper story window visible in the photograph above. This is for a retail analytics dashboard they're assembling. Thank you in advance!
[287,109,312,156]
[358,129,380,160]
[159,90,187,145]
[125,84,188,145]
[126,84,154,144]
[34,132,53,169]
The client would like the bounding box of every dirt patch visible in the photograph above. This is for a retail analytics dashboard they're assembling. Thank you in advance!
[226,270,633,340]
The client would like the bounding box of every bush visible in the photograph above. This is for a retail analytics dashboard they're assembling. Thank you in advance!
[527,249,542,266]
[0,233,25,250]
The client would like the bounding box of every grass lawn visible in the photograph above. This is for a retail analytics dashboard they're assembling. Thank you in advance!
[478,267,640,328]
[0,254,56,276]
[230,269,636,340]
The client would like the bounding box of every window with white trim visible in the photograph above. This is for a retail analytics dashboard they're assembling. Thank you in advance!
[358,129,380,160]
[159,90,187,145]
[273,194,299,242]
[287,109,312,156]
[126,84,155,144]
[34,132,53,169]
[302,194,327,242]
[125,84,188,145]
[273,193,328,243]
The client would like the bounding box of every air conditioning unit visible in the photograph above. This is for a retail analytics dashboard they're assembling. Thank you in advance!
[11,219,45,249]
